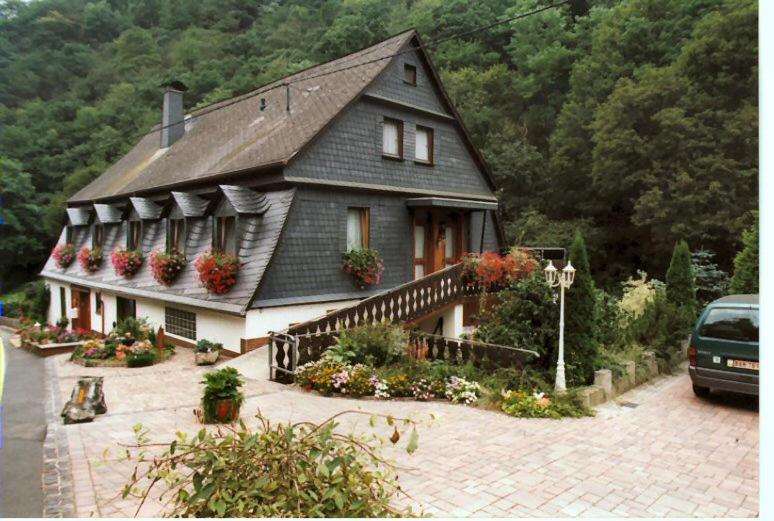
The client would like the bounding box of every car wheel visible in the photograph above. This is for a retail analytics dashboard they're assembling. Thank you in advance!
[693,384,710,397]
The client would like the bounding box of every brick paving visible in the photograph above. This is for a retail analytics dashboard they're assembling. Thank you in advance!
[47,350,759,517]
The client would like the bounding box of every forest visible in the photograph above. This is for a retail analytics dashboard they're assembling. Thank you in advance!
[0,0,758,291]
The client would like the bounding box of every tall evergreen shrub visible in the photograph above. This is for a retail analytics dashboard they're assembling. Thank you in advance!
[665,240,696,313]
[563,231,599,386]
[729,215,759,294]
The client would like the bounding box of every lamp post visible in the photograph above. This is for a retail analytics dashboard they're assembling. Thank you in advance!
[544,260,576,393]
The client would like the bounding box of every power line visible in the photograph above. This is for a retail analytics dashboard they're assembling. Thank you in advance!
[134,0,571,142]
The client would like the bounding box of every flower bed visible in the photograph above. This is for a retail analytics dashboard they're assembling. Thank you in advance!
[69,318,175,367]
[195,250,241,294]
[341,248,384,289]
[52,243,76,268]
[111,248,144,277]
[150,250,186,285]
[78,246,103,272]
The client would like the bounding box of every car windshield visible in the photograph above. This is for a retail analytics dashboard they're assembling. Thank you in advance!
[700,308,759,342]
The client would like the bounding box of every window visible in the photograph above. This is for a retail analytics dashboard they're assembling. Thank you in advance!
[95,292,102,316]
[65,225,73,244]
[93,224,104,248]
[346,207,370,251]
[415,126,433,164]
[413,224,426,280]
[382,118,403,158]
[167,218,185,253]
[117,297,136,323]
[165,307,197,340]
[404,63,417,85]
[215,216,236,254]
[59,287,66,321]
[127,220,142,250]
[700,308,759,342]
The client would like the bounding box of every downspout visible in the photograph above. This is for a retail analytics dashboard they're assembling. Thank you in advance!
[479,210,487,253]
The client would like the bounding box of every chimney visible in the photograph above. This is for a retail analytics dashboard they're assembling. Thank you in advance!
[160,80,188,148]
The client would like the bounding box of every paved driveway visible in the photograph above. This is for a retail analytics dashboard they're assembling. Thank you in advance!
[47,350,758,518]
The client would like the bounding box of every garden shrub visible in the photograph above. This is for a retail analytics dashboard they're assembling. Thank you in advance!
[500,389,591,419]
[120,412,420,517]
[114,317,151,340]
[691,249,730,307]
[729,213,759,294]
[331,323,407,366]
[666,240,697,316]
[0,280,50,322]
[126,351,156,368]
[627,289,691,367]
[563,231,599,386]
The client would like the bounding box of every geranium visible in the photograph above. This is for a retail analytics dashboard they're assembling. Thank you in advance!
[194,250,241,294]
[111,248,144,277]
[78,246,103,273]
[461,249,538,291]
[150,250,186,285]
[341,248,384,289]
[52,243,76,268]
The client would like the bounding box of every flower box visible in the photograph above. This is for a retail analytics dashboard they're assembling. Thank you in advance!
[341,248,384,289]
[78,247,103,273]
[111,248,144,277]
[194,250,241,294]
[150,250,186,285]
[52,243,76,268]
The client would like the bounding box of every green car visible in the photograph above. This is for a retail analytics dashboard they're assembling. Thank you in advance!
[688,294,758,397]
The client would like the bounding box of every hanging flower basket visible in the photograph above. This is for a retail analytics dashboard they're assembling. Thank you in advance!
[52,243,76,268]
[194,250,241,294]
[78,247,103,273]
[149,250,186,286]
[341,248,384,289]
[111,248,144,277]
[461,249,538,291]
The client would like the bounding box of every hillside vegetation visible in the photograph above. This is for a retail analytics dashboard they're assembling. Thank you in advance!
[0,0,758,288]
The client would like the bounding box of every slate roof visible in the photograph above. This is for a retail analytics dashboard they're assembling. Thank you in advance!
[42,189,295,315]
[68,31,417,203]
[94,204,123,224]
[170,191,209,217]
[220,185,270,214]
[129,197,163,220]
[66,207,91,226]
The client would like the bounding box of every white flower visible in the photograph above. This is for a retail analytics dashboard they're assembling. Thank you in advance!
[533,392,545,400]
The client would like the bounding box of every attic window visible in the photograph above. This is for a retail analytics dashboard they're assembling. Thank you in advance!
[93,224,104,249]
[215,216,236,255]
[415,126,433,164]
[404,63,417,85]
[127,221,142,250]
[382,118,403,159]
[167,218,185,253]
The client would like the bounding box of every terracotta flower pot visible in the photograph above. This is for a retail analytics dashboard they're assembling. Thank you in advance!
[195,350,220,365]
[211,399,240,423]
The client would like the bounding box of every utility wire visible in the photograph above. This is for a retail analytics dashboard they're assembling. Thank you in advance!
[136,0,570,141]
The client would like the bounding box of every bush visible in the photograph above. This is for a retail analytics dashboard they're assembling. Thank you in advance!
[0,280,49,322]
[692,249,730,307]
[126,351,156,368]
[563,231,599,386]
[666,240,696,315]
[627,289,691,367]
[500,389,591,419]
[120,412,420,517]
[330,323,407,366]
[113,317,151,341]
[730,214,759,294]
[195,339,223,353]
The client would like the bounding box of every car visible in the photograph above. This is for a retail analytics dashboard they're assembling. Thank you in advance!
[688,294,758,397]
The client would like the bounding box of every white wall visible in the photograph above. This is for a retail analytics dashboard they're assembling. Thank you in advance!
[46,280,69,325]
[245,299,360,339]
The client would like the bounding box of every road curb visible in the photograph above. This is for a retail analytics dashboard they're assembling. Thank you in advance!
[41,356,75,517]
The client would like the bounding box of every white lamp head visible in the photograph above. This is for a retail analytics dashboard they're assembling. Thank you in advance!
[544,260,558,285]
[562,261,576,286]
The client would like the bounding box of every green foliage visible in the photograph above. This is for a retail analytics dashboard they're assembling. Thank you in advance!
[729,214,759,294]
[328,323,407,367]
[126,350,155,368]
[474,273,558,368]
[0,280,50,322]
[195,339,223,353]
[626,289,691,366]
[692,249,730,307]
[200,367,244,423]
[112,316,150,340]
[120,412,420,517]
[564,231,599,386]
[666,240,696,313]
[500,389,591,419]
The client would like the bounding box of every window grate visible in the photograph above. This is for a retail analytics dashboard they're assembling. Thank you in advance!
[165,307,197,340]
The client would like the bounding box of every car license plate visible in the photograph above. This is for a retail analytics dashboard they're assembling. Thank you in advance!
[727,359,759,371]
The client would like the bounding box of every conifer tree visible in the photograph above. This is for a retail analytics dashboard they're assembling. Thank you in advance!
[563,230,598,386]
[666,240,696,312]
[729,215,759,294]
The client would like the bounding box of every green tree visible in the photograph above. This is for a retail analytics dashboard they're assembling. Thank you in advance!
[563,230,598,386]
[729,214,759,294]
[665,240,696,314]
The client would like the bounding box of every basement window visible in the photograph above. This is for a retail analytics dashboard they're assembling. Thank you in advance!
[165,307,197,340]
[404,63,417,85]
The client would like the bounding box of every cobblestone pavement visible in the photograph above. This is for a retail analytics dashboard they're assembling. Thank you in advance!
[49,350,759,518]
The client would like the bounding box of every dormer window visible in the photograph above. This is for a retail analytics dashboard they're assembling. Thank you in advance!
[382,118,403,159]
[127,220,142,250]
[215,216,236,255]
[167,218,185,253]
[404,63,417,85]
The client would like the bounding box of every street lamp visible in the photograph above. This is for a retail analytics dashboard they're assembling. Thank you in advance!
[544,260,576,393]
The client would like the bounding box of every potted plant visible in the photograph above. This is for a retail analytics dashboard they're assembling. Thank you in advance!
[78,246,103,273]
[52,243,76,268]
[200,367,244,424]
[341,248,384,289]
[194,250,241,294]
[149,249,186,285]
[194,339,222,365]
[111,248,144,277]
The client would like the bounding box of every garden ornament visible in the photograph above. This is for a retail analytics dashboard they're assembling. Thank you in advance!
[61,376,107,424]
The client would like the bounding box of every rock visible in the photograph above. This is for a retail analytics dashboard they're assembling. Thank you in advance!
[61,377,107,424]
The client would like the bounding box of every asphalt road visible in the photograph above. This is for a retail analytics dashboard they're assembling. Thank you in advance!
[0,329,45,518]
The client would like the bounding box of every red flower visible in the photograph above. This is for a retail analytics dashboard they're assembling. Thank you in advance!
[149,250,186,285]
[52,243,76,268]
[341,248,384,289]
[194,250,241,294]
[78,247,103,273]
[110,248,144,277]
[461,249,538,291]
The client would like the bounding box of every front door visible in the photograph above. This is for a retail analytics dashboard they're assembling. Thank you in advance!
[414,211,463,278]
[71,288,91,331]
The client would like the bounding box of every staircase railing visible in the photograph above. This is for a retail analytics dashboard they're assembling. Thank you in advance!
[269,263,478,381]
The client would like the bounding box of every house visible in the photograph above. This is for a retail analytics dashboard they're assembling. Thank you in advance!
[40,30,503,356]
